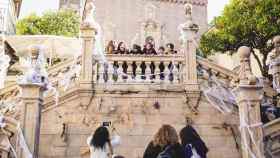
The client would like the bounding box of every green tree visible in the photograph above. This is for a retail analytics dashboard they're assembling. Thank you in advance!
[16,10,80,37]
[200,0,280,77]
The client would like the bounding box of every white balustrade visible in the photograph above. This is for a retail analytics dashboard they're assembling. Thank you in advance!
[97,54,184,84]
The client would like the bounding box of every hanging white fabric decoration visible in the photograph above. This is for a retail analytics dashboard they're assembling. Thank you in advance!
[0,36,10,89]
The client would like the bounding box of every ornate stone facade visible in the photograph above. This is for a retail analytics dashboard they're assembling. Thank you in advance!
[1,1,279,158]
[60,0,208,47]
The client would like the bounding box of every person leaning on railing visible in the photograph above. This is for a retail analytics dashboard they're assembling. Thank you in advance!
[143,42,157,55]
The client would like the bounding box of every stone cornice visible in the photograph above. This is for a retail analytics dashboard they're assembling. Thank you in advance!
[147,0,208,6]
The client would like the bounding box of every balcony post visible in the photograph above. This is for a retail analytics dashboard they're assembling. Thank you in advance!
[80,0,98,89]
[178,3,200,113]
[178,3,199,91]
[234,46,264,158]
[19,46,47,158]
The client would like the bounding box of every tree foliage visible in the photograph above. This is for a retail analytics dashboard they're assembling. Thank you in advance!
[16,10,80,37]
[200,0,280,76]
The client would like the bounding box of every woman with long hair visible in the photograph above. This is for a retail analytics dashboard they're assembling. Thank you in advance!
[143,124,184,158]
[86,126,120,158]
[179,125,208,158]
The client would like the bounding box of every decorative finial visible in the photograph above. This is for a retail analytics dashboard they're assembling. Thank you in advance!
[238,46,257,85]
[238,46,251,59]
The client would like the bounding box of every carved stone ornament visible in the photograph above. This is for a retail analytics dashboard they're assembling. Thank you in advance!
[180,3,199,32]
[178,3,199,45]
[237,46,257,85]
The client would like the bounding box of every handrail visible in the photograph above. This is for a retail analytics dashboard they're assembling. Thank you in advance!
[197,56,238,79]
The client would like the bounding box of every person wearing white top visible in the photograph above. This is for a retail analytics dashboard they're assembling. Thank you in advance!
[86,126,121,158]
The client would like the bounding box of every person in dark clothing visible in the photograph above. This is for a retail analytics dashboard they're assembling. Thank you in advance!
[165,43,177,54]
[130,44,142,54]
[117,42,129,54]
[180,124,209,158]
[143,42,157,55]
[158,46,165,55]
[143,124,185,158]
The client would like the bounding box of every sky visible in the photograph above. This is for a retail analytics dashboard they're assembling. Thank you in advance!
[19,0,230,23]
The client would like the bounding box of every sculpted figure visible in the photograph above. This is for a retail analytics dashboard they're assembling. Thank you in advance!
[82,0,98,29]
[268,36,280,92]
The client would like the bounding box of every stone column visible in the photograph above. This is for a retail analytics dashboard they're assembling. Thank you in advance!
[19,84,45,158]
[235,46,264,158]
[80,0,97,89]
[179,3,200,114]
[179,3,199,91]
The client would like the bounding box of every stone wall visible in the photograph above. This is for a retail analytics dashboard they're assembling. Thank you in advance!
[39,89,241,158]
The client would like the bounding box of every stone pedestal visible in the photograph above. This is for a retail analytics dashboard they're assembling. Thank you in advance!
[20,84,45,158]
[79,26,97,89]
[236,85,264,158]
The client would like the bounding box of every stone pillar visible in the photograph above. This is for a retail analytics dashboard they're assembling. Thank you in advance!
[179,3,200,113]
[80,0,97,89]
[19,84,45,158]
[80,27,97,87]
[235,46,264,158]
[179,3,199,91]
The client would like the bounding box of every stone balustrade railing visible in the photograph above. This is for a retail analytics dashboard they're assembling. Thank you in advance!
[264,118,280,157]
[197,56,237,80]
[97,54,185,84]
[47,58,81,87]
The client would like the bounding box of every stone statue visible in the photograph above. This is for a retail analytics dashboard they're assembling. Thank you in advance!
[82,0,98,29]
[268,36,280,92]
[237,46,257,85]
[268,36,280,64]
[178,3,199,45]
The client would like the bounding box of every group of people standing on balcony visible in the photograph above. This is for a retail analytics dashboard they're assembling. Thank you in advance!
[85,121,208,158]
[105,40,178,55]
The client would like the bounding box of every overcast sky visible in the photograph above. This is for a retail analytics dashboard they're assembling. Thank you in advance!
[19,0,230,22]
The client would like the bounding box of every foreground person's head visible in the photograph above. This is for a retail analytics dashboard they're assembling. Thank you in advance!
[153,124,179,147]
[90,126,110,149]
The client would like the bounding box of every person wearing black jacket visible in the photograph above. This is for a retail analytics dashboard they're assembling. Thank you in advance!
[143,42,157,55]
[143,124,185,158]
[180,123,209,158]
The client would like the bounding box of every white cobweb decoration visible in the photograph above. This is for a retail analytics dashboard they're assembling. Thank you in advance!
[0,39,10,89]
[203,76,237,114]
